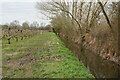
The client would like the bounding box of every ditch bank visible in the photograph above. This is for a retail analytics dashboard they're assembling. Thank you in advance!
[59,35,120,78]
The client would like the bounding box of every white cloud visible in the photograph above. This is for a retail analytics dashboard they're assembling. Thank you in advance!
[0,0,52,2]
[0,0,118,3]
[0,2,50,25]
[0,0,36,2]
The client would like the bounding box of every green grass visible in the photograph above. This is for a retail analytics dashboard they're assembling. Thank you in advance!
[2,32,94,78]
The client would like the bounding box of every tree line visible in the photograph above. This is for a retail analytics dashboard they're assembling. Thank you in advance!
[1,20,52,44]
[36,0,119,62]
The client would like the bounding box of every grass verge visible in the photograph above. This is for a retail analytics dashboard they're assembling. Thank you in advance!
[2,32,94,78]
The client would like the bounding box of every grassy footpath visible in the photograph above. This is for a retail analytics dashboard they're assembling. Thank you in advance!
[2,32,94,78]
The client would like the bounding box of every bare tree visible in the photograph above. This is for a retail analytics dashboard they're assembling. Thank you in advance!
[22,21,29,29]
[98,0,112,30]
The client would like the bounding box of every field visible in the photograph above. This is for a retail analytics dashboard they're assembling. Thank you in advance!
[2,32,94,78]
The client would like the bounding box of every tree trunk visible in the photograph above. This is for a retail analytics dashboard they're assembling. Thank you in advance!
[16,37,18,42]
[98,1,112,30]
[8,38,11,44]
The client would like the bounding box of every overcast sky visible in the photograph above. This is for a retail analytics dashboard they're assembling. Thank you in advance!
[0,0,118,25]
[0,0,51,25]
